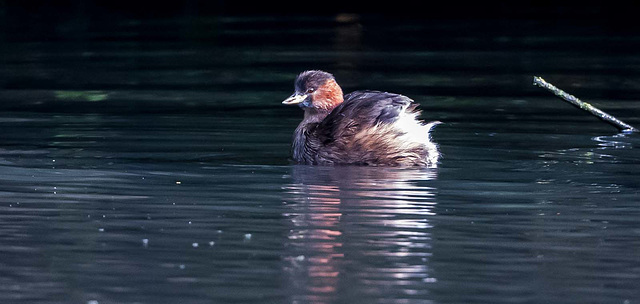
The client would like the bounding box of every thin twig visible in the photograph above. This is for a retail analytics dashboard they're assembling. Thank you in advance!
[533,76,638,133]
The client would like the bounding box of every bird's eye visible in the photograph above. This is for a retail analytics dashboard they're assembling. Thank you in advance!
[306,88,315,94]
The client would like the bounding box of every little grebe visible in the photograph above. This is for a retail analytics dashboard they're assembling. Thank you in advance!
[282,70,440,167]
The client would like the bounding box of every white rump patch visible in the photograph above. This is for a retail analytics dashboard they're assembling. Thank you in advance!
[393,112,437,145]
[392,112,441,166]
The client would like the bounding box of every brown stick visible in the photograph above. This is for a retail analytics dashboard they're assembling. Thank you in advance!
[533,76,638,133]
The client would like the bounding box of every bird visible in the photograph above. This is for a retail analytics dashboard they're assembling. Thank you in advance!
[282,70,440,167]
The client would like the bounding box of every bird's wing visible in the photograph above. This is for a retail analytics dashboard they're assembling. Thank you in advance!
[315,90,419,144]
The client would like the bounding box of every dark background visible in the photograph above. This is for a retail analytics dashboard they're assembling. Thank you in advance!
[1,0,635,16]
[2,1,639,111]
[2,1,637,26]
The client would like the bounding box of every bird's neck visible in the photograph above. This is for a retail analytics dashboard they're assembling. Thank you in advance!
[295,108,330,150]
[291,108,330,164]
[312,79,344,111]
[302,108,331,124]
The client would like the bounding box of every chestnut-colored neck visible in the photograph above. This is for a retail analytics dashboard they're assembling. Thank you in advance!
[300,79,344,125]
[313,79,344,112]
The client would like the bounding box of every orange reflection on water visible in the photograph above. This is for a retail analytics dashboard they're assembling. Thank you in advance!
[283,166,438,303]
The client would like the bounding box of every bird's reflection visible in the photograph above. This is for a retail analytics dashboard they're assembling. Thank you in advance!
[282,166,438,303]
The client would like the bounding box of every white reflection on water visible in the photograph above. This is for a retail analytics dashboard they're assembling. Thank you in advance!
[593,133,634,150]
[282,166,438,303]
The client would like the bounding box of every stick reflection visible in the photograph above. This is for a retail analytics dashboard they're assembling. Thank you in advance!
[283,166,438,303]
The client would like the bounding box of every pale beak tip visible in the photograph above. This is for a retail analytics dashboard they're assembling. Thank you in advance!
[281,94,307,106]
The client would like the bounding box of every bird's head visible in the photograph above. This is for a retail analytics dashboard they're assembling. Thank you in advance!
[282,70,344,112]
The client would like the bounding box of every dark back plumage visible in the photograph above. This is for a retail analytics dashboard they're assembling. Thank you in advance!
[316,91,416,142]
[294,90,438,166]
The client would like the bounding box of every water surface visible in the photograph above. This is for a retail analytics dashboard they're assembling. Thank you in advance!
[1,15,639,304]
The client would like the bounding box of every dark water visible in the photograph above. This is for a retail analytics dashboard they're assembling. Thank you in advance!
[1,15,640,303]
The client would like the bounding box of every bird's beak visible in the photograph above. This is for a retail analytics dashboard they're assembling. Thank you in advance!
[282,93,307,105]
